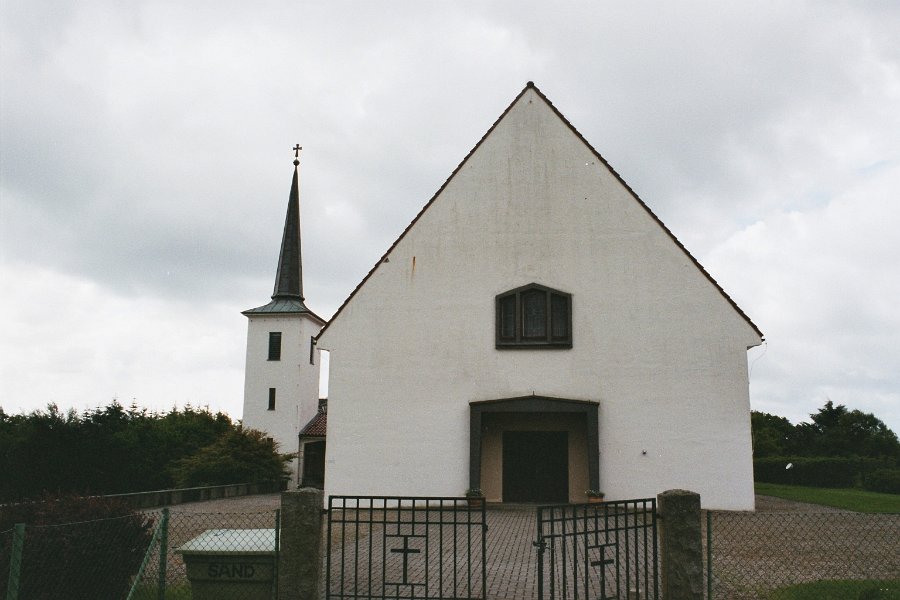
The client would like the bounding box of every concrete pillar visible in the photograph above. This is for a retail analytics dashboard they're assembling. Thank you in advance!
[657,489,704,600]
[279,487,323,600]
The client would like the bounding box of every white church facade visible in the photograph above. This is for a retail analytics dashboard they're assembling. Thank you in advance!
[243,83,763,510]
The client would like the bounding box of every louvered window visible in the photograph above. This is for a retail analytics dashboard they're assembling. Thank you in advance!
[268,332,282,361]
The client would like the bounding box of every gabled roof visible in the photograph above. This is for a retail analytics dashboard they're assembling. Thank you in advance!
[244,157,324,324]
[316,82,763,341]
[299,403,327,438]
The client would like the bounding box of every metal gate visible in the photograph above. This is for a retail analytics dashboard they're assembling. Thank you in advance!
[326,496,487,600]
[535,499,658,600]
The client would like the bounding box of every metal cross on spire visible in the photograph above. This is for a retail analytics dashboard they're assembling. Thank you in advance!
[293,144,302,166]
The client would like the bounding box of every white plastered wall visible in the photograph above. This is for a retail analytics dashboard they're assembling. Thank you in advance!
[318,88,762,510]
[241,313,322,483]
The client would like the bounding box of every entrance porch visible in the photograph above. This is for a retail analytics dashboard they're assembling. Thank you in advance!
[469,396,600,504]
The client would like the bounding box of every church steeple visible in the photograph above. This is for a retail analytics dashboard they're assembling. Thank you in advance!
[240,146,325,487]
[243,146,317,316]
[272,146,305,302]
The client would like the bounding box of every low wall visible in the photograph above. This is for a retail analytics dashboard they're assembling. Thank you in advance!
[99,482,283,509]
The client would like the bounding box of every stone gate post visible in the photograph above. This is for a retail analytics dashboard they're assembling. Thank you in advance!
[279,487,324,600]
[657,489,704,600]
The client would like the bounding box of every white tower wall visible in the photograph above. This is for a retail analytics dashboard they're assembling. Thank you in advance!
[242,313,322,483]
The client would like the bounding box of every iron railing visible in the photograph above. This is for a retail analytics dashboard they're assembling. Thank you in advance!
[536,499,658,600]
[326,496,488,600]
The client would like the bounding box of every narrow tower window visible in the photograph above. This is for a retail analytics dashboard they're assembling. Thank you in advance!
[268,332,282,361]
[268,388,276,410]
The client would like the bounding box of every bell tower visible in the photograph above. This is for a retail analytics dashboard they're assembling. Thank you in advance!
[241,146,325,484]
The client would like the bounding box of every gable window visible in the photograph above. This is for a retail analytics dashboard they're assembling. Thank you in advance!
[268,388,276,410]
[268,332,282,361]
[496,284,572,348]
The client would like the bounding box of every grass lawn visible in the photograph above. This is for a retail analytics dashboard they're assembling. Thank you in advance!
[767,579,900,599]
[756,482,900,513]
[130,583,192,599]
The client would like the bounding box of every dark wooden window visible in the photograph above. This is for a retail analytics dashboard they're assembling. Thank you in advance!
[268,388,276,410]
[268,332,282,361]
[496,283,572,348]
[551,294,569,341]
[499,299,512,341]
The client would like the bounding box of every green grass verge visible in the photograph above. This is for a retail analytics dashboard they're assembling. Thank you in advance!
[129,583,193,599]
[756,482,900,513]
[767,579,900,599]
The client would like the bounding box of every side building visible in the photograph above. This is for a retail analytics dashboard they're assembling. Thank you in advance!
[241,153,326,484]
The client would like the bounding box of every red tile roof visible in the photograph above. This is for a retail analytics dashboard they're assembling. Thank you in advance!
[300,405,326,437]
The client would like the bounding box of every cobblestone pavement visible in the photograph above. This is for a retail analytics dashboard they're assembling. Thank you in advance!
[483,506,538,599]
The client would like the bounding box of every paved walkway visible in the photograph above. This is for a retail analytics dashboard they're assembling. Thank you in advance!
[482,505,538,599]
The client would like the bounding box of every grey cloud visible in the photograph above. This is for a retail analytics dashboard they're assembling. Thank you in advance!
[2,0,899,432]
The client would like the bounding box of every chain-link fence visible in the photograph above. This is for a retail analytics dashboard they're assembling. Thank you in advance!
[705,510,900,600]
[1,509,279,600]
[6,499,900,600]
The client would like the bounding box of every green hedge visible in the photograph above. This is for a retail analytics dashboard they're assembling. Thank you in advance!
[864,469,900,494]
[754,456,896,489]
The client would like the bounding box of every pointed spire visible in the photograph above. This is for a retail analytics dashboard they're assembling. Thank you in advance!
[243,145,327,318]
[272,145,305,303]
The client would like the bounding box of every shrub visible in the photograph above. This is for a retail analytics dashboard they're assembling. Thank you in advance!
[864,469,900,494]
[171,428,293,487]
[0,495,154,599]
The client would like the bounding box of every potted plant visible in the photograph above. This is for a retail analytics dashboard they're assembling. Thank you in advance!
[465,488,485,508]
[585,489,605,504]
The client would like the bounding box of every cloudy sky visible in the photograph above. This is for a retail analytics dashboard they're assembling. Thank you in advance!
[2,1,898,434]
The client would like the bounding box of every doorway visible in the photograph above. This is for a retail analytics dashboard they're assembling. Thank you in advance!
[301,440,326,488]
[502,431,568,503]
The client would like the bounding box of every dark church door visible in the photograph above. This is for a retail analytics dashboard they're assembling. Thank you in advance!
[301,441,326,488]
[502,431,568,503]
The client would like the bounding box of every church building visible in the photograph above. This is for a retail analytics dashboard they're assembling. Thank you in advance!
[243,83,763,510]
[315,83,762,510]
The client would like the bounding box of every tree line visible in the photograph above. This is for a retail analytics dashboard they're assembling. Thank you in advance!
[0,401,292,503]
[752,401,900,493]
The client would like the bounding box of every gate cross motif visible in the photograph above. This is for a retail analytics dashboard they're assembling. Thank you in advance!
[388,534,422,585]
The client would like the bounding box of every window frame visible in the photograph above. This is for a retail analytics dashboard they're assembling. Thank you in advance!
[268,332,282,361]
[495,283,572,349]
[268,388,276,411]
